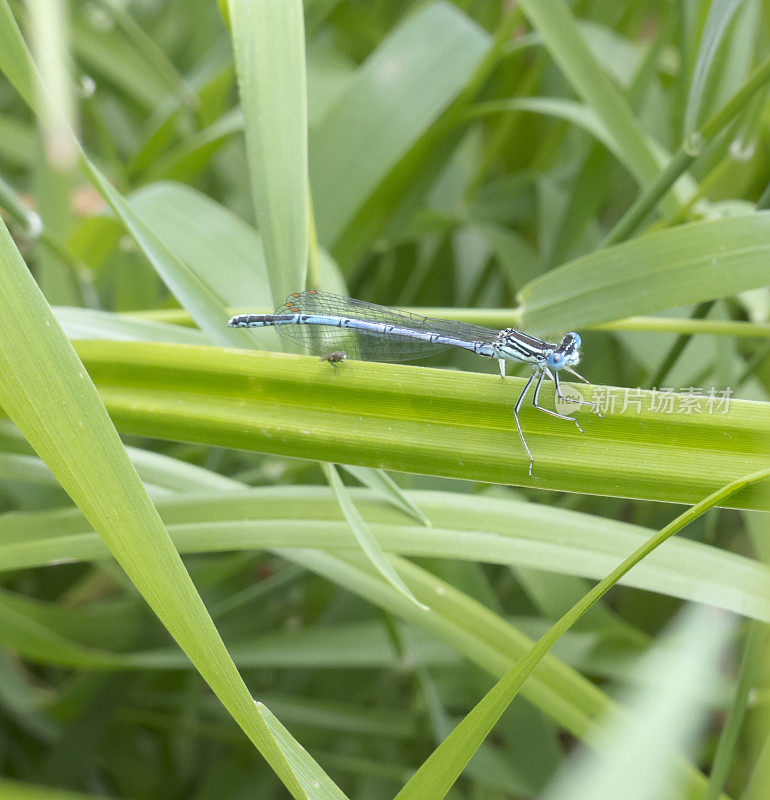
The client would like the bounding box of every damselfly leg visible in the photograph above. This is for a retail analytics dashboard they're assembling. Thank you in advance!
[512,371,538,477]
[511,367,600,478]
[532,370,584,433]
[552,371,602,416]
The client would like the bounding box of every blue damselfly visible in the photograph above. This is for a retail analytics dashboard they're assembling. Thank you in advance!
[228,290,599,476]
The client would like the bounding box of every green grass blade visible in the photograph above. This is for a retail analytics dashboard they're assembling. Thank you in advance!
[28,0,77,167]
[0,478,746,797]
[128,182,272,311]
[72,341,770,508]
[592,317,770,338]
[283,549,720,800]
[1,4,279,348]
[603,55,770,247]
[71,10,170,108]
[468,97,653,178]
[0,452,62,488]
[129,305,770,339]
[97,0,190,103]
[54,306,210,344]
[2,487,768,622]
[0,589,126,669]
[309,1,487,247]
[684,0,745,135]
[540,606,735,800]
[0,218,348,798]
[516,0,690,210]
[0,530,729,796]
[3,1,766,795]
[519,212,770,331]
[279,545,615,740]
[704,622,767,800]
[0,778,112,800]
[341,465,432,527]
[0,8,350,786]
[322,463,427,609]
[228,0,308,302]
[742,731,770,800]
[0,0,39,111]
[144,109,244,182]
[80,159,248,348]
[394,469,769,800]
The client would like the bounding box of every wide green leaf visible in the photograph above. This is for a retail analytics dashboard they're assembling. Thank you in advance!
[71,341,770,509]
[228,0,308,302]
[519,213,770,331]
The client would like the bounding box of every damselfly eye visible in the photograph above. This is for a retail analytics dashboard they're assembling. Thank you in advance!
[547,351,565,369]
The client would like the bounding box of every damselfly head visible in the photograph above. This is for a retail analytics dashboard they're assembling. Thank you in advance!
[546,332,581,370]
